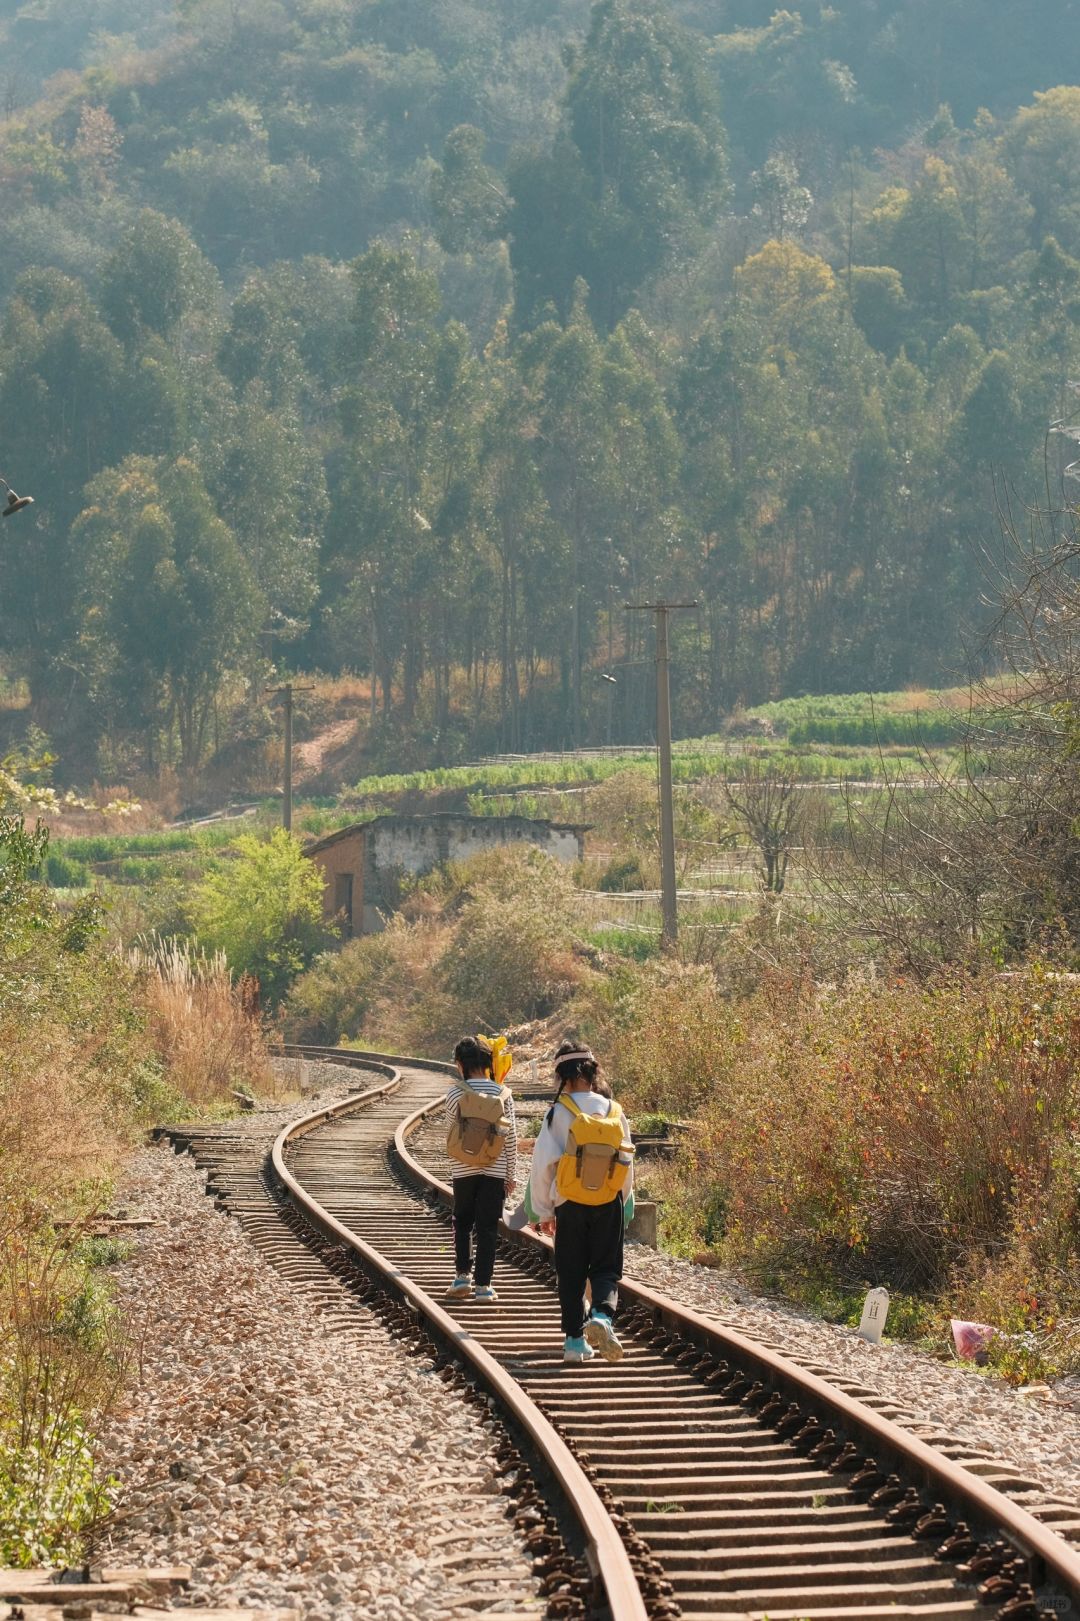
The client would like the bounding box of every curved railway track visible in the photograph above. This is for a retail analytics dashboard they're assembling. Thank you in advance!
[167,1045,1080,1621]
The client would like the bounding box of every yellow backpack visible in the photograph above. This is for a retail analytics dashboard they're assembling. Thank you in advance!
[554,1095,634,1206]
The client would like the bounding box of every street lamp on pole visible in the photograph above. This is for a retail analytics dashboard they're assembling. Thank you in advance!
[0,474,34,517]
[598,670,616,747]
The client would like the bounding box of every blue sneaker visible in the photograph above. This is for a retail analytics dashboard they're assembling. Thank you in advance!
[445,1275,472,1298]
[584,1311,623,1363]
[472,1285,499,1303]
[563,1335,596,1364]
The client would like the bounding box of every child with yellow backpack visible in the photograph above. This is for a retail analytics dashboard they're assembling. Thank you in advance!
[524,1041,634,1363]
[444,1034,517,1304]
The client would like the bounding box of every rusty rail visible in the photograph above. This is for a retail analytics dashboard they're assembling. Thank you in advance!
[394,1084,1080,1619]
[273,1045,648,1621]
[270,1050,1080,1621]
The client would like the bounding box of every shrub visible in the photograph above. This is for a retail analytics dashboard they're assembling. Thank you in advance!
[284,927,421,1045]
[434,848,588,1031]
[0,1210,123,1567]
[285,846,591,1054]
[0,813,270,1566]
[192,829,329,1004]
[598,854,647,892]
[657,967,1080,1338]
[609,959,737,1117]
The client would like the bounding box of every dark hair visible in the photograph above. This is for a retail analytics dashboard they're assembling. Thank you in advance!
[553,1039,598,1087]
[591,1074,612,1099]
[454,1034,493,1076]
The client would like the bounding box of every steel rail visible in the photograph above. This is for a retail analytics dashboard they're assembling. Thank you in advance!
[272,1047,648,1621]
[390,1088,1080,1612]
[276,1043,1080,1614]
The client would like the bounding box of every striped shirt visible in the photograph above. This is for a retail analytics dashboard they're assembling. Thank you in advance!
[444,1077,518,1182]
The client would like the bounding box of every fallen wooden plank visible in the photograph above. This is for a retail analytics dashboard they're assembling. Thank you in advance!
[92,1564,191,1592]
[0,1580,137,1602]
[4,1607,299,1621]
[132,1609,301,1620]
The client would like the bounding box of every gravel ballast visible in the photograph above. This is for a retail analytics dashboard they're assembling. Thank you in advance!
[416,1108,1080,1516]
[622,1244,1080,1513]
[94,1087,539,1619]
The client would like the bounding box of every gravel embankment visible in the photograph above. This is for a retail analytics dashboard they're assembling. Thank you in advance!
[94,1082,538,1619]
[623,1245,1080,1510]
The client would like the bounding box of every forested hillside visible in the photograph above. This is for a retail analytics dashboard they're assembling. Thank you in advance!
[0,0,1078,775]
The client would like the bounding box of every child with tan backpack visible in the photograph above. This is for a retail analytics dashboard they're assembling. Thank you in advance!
[444,1034,517,1303]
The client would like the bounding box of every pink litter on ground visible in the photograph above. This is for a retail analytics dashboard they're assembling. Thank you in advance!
[951,1319,996,1361]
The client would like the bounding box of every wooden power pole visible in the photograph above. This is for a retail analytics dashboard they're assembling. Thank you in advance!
[266,682,314,831]
[625,602,697,951]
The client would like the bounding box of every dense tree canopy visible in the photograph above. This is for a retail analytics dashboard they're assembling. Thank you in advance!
[0,0,1077,773]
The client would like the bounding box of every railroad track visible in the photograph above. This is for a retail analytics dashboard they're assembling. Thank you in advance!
[164,1046,1080,1621]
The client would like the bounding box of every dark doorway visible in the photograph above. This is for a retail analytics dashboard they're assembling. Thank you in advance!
[334,872,354,936]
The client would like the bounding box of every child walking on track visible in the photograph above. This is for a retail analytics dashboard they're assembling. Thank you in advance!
[527,1042,634,1364]
[444,1034,517,1304]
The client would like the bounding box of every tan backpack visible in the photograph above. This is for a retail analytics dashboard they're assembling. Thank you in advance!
[446,1077,511,1170]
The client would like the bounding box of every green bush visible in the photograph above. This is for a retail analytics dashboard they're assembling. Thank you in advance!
[192,829,330,1004]
[45,852,91,888]
[285,932,407,1044]
[0,1414,114,1568]
[598,854,647,892]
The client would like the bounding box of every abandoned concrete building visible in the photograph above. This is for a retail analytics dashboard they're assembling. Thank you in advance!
[304,813,588,936]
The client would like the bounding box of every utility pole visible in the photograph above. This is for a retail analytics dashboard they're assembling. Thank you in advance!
[266,682,314,832]
[625,602,697,951]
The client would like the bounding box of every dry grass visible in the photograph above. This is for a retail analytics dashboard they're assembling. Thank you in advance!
[130,937,275,1108]
[611,962,1080,1363]
[0,989,140,1561]
[312,671,376,705]
[0,1025,120,1209]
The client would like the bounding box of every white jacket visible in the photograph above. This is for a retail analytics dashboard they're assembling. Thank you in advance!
[528,1089,634,1222]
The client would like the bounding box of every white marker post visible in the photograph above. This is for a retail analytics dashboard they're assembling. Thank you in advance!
[858,1287,890,1345]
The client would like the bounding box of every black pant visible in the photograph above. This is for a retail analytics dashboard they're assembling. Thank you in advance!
[554,1196,623,1337]
[453,1175,505,1287]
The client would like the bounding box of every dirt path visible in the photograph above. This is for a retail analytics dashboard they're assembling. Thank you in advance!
[293,717,358,783]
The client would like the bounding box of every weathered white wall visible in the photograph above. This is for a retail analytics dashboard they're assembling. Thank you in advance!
[309,815,586,935]
[368,820,443,874]
[368,816,582,873]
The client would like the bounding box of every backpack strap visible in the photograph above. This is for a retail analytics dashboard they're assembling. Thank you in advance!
[560,1095,620,1124]
[456,1077,509,1107]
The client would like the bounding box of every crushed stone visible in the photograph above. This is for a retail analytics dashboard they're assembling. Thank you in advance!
[93,1080,538,1618]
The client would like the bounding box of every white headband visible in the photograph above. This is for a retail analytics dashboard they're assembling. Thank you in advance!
[555,1049,594,1068]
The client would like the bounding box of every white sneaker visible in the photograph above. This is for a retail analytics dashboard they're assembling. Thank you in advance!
[445,1276,472,1298]
[584,1312,623,1363]
[473,1285,498,1303]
